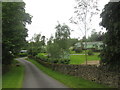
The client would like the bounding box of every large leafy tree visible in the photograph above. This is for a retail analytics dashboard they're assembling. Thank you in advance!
[67,38,78,47]
[2,2,32,65]
[100,2,120,71]
[27,33,46,56]
[87,30,105,42]
[47,23,71,59]
[41,35,45,46]
[54,23,70,51]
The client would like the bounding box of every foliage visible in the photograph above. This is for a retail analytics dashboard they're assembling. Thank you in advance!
[87,50,94,56]
[47,35,53,45]
[87,30,105,42]
[55,23,70,40]
[47,43,61,58]
[48,58,70,64]
[35,53,70,64]
[74,47,82,53]
[68,38,78,46]
[27,33,46,56]
[54,23,70,51]
[18,53,28,57]
[2,2,32,65]
[27,46,42,56]
[35,53,48,62]
[41,36,46,46]
[47,23,71,59]
[100,2,120,70]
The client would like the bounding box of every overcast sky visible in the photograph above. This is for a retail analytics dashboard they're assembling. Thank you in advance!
[23,0,110,41]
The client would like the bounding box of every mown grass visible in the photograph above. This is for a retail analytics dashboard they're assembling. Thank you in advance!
[70,54,100,64]
[2,60,25,88]
[27,59,110,88]
[70,50,100,55]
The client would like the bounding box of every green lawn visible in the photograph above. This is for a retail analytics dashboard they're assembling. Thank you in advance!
[2,60,25,88]
[70,55,100,64]
[70,50,86,54]
[70,50,100,55]
[27,59,110,88]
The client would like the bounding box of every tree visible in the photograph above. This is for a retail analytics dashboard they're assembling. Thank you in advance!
[47,43,61,58]
[67,38,78,47]
[100,2,120,71]
[47,35,53,45]
[33,33,41,43]
[41,35,45,46]
[47,23,71,59]
[87,30,105,42]
[82,36,86,42]
[70,0,99,64]
[2,2,32,65]
[27,33,46,56]
[55,23,70,51]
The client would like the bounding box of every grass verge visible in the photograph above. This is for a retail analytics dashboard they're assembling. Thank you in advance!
[27,58,110,88]
[2,60,25,88]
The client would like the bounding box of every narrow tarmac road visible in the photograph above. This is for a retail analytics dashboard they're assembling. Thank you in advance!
[16,58,68,88]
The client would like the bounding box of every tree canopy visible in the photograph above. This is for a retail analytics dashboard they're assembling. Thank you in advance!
[54,23,70,51]
[2,2,32,65]
[87,30,105,42]
[27,33,46,56]
[47,23,71,59]
[100,2,120,71]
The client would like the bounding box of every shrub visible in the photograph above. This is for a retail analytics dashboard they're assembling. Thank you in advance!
[35,53,70,64]
[59,58,70,64]
[49,58,59,63]
[27,47,40,56]
[74,47,82,53]
[47,43,62,58]
[87,50,94,56]
[35,53,48,62]
[64,59,70,64]
[18,53,27,57]
[47,58,70,64]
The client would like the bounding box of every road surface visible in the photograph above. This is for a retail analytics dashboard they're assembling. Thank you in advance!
[16,57,68,88]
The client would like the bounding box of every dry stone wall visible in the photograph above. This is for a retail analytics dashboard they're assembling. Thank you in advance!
[36,59,119,88]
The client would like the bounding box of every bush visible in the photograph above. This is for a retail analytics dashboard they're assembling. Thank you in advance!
[87,50,94,56]
[27,47,41,56]
[59,58,70,64]
[28,55,34,59]
[74,47,82,53]
[35,53,70,64]
[18,53,27,57]
[35,53,48,62]
[48,58,59,63]
[47,58,70,64]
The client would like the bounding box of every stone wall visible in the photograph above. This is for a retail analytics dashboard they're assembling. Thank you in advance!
[36,59,119,88]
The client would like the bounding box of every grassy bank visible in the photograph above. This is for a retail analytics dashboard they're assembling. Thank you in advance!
[70,55,100,64]
[27,59,110,88]
[2,60,25,88]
